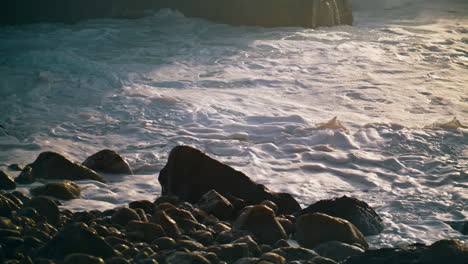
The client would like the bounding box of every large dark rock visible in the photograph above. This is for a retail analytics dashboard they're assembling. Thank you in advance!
[25,196,60,226]
[234,204,287,245]
[159,145,300,214]
[297,196,383,236]
[0,170,16,190]
[82,149,133,175]
[1,0,352,29]
[15,166,36,184]
[37,222,119,259]
[295,213,368,250]
[30,181,81,200]
[29,151,105,183]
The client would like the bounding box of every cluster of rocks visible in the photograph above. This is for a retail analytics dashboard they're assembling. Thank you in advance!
[1,145,467,264]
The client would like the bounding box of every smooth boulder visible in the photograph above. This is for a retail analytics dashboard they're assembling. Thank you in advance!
[82,149,133,175]
[158,145,300,214]
[29,151,105,182]
[30,181,81,200]
[295,213,368,250]
[297,196,383,236]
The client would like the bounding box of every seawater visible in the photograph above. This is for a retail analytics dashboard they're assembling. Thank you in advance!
[0,0,467,248]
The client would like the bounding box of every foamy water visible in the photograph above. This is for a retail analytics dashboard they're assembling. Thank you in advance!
[0,0,467,248]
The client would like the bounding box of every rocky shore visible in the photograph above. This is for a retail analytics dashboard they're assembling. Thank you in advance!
[1,146,467,264]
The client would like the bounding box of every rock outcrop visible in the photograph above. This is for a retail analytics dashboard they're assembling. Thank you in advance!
[158,145,300,215]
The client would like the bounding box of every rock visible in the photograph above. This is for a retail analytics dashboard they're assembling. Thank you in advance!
[189,230,214,245]
[111,207,141,226]
[342,243,428,264]
[207,243,250,263]
[64,253,105,264]
[19,207,44,222]
[270,247,319,262]
[29,151,105,182]
[310,255,338,264]
[232,235,262,257]
[234,257,260,264]
[0,170,16,190]
[197,189,234,220]
[151,236,176,250]
[11,190,32,204]
[150,210,181,239]
[15,166,35,184]
[82,149,133,175]
[30,181,81,200]
[0,217,19,230]
[260,252,286,264]
[274,239,290,248]
[420,239,468,264]
[37,222,118,259]
[166,251,211,264]
[313,241,364,262]
[159,145,300,214]
[0,195,20,217]
[129,200,154,214]
[175,239,205,251]
[297,196,383,236]
[2,192,23,207]
[127,220,165,242]
[25,196,60,226]
[8,164,24,171]
[296,213,368,250]
[234,205,287,245]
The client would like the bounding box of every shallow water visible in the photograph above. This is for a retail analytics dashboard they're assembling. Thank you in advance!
[0,0,467,248]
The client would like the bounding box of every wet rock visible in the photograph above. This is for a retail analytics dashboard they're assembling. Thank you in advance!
[14,166,35,184]
[420,239,468,264]
[342,243,428,264]
[129,200,154,214]
[112,207,141,227]
[297,196,383,236]
[0,195,20,217]
[175,239,205,251]
[274,239,290,248]
[313,241,364,262]
[8,164,24,171]
[277,217,294,236]
[166,251,211,264]
[127,220,165,243]
[296,213,368,250]
[29,151,105,182]
[0,170,16,190]
[150,210,181,239]
[82,149,133,175]
[30,181,81,200]
[260,252,286,264]
[11,191,31,204]
[2,192,23,207]
[25,196,60,226]
[233,235,261,257]
[197,189,234,220]
[64,253,105,264]
[234,257,260,264]
[207,243,250,263]
[190,229,214,245]
[37,222,118,259]
[152,236,176,250]
[234,205,287,245]
[270,247,319,262]
[310,255,338,264]
[158,145,300,214]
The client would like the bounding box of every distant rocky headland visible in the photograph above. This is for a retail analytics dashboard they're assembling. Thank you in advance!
[1,0,353,28]
[1,146,467,263]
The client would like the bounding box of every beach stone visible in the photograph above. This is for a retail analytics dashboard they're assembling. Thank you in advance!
[129,200,153,214]
[310,256,338,264]
[274,239,290,248]
[270,247,319,262]
[297,196,383,236]
[232,235,261,257]
[152,236,176,250]
[207,243,250,263]
[25,196,60,226]
[420,239,468,264]
[190,229,214,245]
[313,241,364,262]
[234,258,260,264]
[175,239,205,251]
[296,213,368,250]
[277,217,294,236]
[166,251,210,264]
[234,205,287,245]
[2,192,23,207]
[107,257,130,264]
[260,252,286,264]
[112,207,140,227]
[342,243,427,264]
[19,207,43,222]
[82,149,133,175]
[197,189,234,220]
[150,210,181,239]
[8,164,24,171]
[11,191,31,204]
[14,166,35,184]
[0,195,20,217]
[0,170,16,190]
[29,151,105,182]
[64,253,105,264]
[30,181,81,200]
[158,145,300,214]
[37,222,118,259]
[127,220,166,243]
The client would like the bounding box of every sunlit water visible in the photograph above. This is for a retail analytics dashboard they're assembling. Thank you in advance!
[0,0,467,248]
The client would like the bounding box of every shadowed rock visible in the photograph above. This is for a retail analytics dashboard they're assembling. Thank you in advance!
[30,181,81,200]
[297,196,383,236]
[82,149,133,175]
[0,195,20,218]
[14,166,35,184]
[29,152,105,182]
[313,241,364,262]
[0,170,16,190]
[25,196,60,226]
[295,213,368,250]
[197,189,234,220]
[159,145,300,215]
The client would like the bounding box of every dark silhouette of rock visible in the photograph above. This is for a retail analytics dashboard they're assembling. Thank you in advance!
[159,145,300,214]
[234,205,287,245]
[295,213,368,250]
[37,222,118,259]
[30,181,81,200]
[0,170,16,190]
[111,207,141,227]
[297,196,383,236]
[82,149,133,175]
[420,239,468,264]
[15,166,35,184]
[25,196,60,226]
[29,151,105,182]
[197,189,234,220]
[313,241,364,262]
